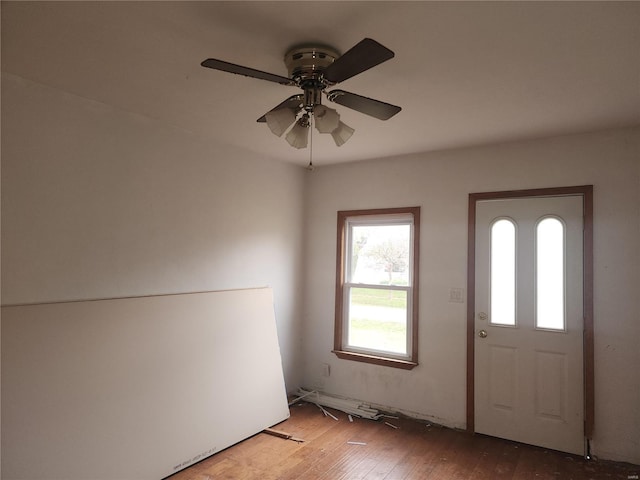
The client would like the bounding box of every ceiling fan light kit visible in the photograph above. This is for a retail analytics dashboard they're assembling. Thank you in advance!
[331,121,355,147]
[201,38,401,151]
[285,114,311,149]
[313,105,340,134]
[264,108,296,137]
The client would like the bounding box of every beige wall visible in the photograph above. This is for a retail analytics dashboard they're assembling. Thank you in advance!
[302,128,640,464]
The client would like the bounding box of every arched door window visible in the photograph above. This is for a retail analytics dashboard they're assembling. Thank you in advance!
[536,216,566,331]
[490,218,516,326]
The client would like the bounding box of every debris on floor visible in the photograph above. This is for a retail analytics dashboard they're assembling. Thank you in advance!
[315,403,339,421]
[287,389,318,406]
[263,428,305,443]
[294,388,382,420]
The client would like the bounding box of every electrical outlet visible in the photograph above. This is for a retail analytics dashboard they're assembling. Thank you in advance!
[321,363,331,377]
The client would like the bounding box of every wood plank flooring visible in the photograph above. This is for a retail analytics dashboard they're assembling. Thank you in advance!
[169,402,639,480]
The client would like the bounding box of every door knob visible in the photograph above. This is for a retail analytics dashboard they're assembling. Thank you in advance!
[478,329,488,338]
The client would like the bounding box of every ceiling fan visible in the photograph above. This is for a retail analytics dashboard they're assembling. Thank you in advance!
[201,38,401,149]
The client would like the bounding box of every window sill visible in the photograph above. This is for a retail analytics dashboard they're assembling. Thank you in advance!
[332,350,418,370]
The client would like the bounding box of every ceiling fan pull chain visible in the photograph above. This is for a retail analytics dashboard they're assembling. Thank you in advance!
[307,115,314,171]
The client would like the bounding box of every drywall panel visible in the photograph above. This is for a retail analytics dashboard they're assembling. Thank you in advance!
[1,288,289,480]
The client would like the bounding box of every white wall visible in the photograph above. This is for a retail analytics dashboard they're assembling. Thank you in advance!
[302,128,640,464]
[1,73,306,390]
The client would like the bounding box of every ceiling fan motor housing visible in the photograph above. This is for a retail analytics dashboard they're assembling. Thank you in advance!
[284,45,340,87]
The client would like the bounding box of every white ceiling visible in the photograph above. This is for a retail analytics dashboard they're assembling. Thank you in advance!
[2,1,639,167]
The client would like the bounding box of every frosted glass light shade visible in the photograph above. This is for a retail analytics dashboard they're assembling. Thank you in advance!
[265,108,296,137]
[285,121,309,149]
[313,105,340,133]
[331,121,355,146]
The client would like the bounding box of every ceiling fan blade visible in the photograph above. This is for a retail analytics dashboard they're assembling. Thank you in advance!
[327,90,401,120]
[257,95,304,122]
[323,38,394,84]
[201,58,295,86]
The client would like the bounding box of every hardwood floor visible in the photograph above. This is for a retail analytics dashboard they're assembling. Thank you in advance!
[169,402,639,480]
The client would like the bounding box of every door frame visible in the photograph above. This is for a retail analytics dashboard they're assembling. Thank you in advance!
[466,185,594,442]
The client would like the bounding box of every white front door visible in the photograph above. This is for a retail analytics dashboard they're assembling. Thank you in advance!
[474,195,584,455]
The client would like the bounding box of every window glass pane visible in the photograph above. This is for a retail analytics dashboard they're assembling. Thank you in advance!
[348,287,407,354]
[536,217,565,330]
[491,219,516,326]
[350,224,411,286]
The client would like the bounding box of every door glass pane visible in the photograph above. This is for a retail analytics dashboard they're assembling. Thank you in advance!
[348,287,407,354]
[536,217,565,330]
[491,219,516,326]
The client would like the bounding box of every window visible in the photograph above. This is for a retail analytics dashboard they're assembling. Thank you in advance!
[334,207,420,369]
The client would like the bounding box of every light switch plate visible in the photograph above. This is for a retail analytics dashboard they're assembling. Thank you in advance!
[449,287,465,303]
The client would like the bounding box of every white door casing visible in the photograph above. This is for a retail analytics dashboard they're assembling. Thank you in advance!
[474,195,584,455]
